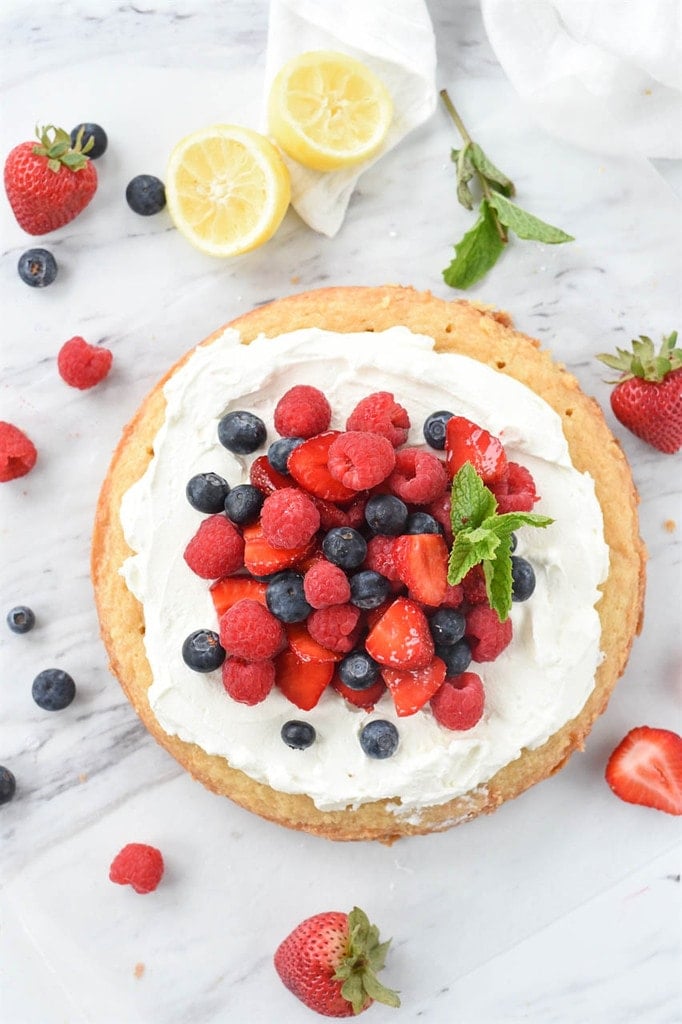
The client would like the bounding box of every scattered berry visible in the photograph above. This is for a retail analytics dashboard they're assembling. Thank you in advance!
[337,649,381,690]
[364,493,408,536]
[57,336,113,389]
[430,672,485,730]
[260,487,320,549]
[327,430,396,490]
[125,174,166,215]
[183,514,245,578]
[382,657,447,716]
[359,720,400,759]
[32,668,76,711]
[303,560,351,609]
[394,533,449,606]
[349,570,391,610]
[445,415,508,485]
[429,607,466,646]
[466,605,513,662]
[387,448,448,504]
[0,766,17,804]
[186,472,230,513]
[0,422,37,482]
[365,597,434,670]
[406,511,442,535]
[281,720,316,749]
[511,556,536,601]
[363,535,401,581]
[274,385,332,438]
[267,436,305,473]
[109,843,164,894]
[222,656,276,705]
[307,603,362,654]
[288,431,356,502]
[224,483,264,525]
[605,726,682,814]
[7,605,35,634]
[322,527,367,570]
[181,629,225,672]
[219,598,285,660]
[346,391,410,447]
[17,248,57,287]
[70,122,108,159]
[423,409,453,449]
[275,648,334,710]
[266,572,313,623]
[218,410,267,454]
[436,639,472,677]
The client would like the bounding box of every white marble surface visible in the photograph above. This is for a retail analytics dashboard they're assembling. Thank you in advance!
[1,3,680,1022]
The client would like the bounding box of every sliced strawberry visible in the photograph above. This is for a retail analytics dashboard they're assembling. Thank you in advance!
[364,598,394,631]
[394,534,449,607]
[332,674,387,711]
[287,431,357,503]
[210,576,268,618]
[286,622,342,663]
[249,455,291,495]
[381,657,447,717]
[445,415,508,485]
[365,597,434,670]
[605,726,682,815]
[242,522,315,576]
[275,648,334,710]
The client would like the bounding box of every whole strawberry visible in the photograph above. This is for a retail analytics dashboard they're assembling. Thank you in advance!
[598,332,682,453]
[4,125,97,235]
[274,906,400,1018]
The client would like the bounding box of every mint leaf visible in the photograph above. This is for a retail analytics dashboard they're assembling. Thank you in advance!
[448,533,486,585]
[483,551,513,621]
[442,200,505,291]
[450,462,497,535]
[490,511,554,535]
[488,191,573,244]
[469,142,515,197]
[451,146,476,210]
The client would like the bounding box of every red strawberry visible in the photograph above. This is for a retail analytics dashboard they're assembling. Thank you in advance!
[445,415,508,485]
[274,906,400,1018]
[242,522,315,576]
[332,674,387,711]
[365,597,434,670]
[381,657,447,717]
[4,125,97,235]
[249,454,291,495]
[605,726,682,815]
[394,533,449,607]
[210,576,268,618]
[288,431,357,502]
[598,332,682,453]
[275,648,334,710]
[286,622,342,663]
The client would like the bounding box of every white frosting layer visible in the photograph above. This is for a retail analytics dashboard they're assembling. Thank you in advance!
[120,327,609,813]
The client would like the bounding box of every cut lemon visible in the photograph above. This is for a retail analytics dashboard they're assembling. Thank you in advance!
[165,125,291,257]
[268,50,393,172]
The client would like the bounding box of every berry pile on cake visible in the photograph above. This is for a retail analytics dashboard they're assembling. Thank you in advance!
[92,286,645,841]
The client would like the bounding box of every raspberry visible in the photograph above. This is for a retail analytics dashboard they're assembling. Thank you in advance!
[183,515,245,579]
[426,491,453,544]
[0,421,37,482]
[313,494,367,531]
[57,336,113,389]
[387,448,448,504]
[364,535,401,581]
[274,385,331,438]
[222,656,275,705]
[219,599,285,660]
[441,582,464,608]
[327,431,395,490]
[462,564,488,605]
[492,461,538,513]
[260,488,320,549]
[109,843,164,894]
[307,603,361,654]
[430,672,485,730]
[303,560,351,609]
[466,605,513,662]
[346,391,410,447]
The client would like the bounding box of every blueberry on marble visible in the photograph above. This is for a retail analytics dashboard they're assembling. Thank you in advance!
[349,570,390,610]
[511,556,536,601]
[6,605,35,634]
[218,410,267,455]
[423,410,454,450]
[337,649,380,691]
[32,669,76,711]
[266,572,312,623]
[0,766,16,805]
[429,608,466,646]
[186,472,230,514]
[70,122,108,159]
[322,527,367,570]
[125,174,166,215]
[17,248,57,287]
[436,639,472,677]
[359,720,399,759]
[182,629,226,672]
[281,720,316,750]
[267,436,304,474]
[364,494,408,536]
[224,484,264,525]
[406,511,442,535]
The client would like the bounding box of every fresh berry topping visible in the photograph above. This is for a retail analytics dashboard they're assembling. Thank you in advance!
[249,454,291,495]
[266,572,313,623]
[286,621,343,662]
[222,656,276,705]
[0,766,16,804]
[181,629,226,672]
[267,436,305,473]
[327,430,396,490]
[219,599,285,660]
[210,576,268,617]
[430,672,485,730]
[382,657,447,716]
[109,843,164,894]
[274,385,332,438]
[511,555,536,601]
[322,527,367,570]
[260,487,320,549]
[491,461,538,513]
[125,174,166,215]
[312,493,368,531]
[332,675,386,710]
[429,607,466,646]
[307,604,362,654]
[224,483,264,525]
[186,472,230,513]
[465,605,513,662]
[363,535,401,581]
[364,493,408,535]
[445,415,508,485]
[275,648,334,710]
[605,726,682,815]
[436,639,472,676]
[365,597,434,670]
[337,649,381,690]
[6,605,35,634]
[394,533,448,607]
[281,720,316,749]
[218,410,267,455]
[303,560,351,609]
[70,123,108,159]
[288,430,357,502]
[441,582,465,608]
[405,511,442,535]
[57,336,113,389]
[349,570,391,610]
[17,248,57,287]
[426,491,453,543]
[387,448,448,504]
[242,521,315,576]
[423,410,454,449]
[359,720,400,759]
[346,391,410,447]
[461,564,488,605]
[183,514,245,579]
[32,668,76,711]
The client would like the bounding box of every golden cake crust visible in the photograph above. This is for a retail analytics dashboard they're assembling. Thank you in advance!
[92,285,646,842]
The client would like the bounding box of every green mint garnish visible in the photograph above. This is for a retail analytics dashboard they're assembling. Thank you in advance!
[448,463,554,621]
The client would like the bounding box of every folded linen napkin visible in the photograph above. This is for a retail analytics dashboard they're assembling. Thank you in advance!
[263,0,438,236]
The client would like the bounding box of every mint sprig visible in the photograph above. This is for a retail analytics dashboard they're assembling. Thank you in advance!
[448,463,554,621]
[440,90,573,290]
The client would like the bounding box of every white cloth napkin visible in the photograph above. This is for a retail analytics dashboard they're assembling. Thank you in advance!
[481,0,682,159]
[263,0,437,236]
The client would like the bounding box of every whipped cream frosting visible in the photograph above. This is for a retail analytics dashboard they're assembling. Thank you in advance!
[120,327,609,814]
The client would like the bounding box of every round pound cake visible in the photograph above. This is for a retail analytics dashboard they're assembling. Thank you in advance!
[92,285,645,842]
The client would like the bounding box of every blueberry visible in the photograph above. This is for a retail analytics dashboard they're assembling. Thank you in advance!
[423,410,454,450]
[224,484,264,525]
[281,720,316,749]
[266,572,312,622]
[511,556,536,601]
[337,649,380,690]
[365,494,408,536]
[17,248,57,288]
[349,570,390,610]
[267,436,304,474]
[186,472,230,513]
[182,629,226,672]
[218,410,267,455]
[0,766,16,805]
[436,639,472,677]
[70,122,108,159]
[125,174,166,215]
[6,605,35,634]
[429,608,466,646]
[32,669,76,711]
[359,720,399,759]
[406,512,442,535]
[322,527,367,569]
